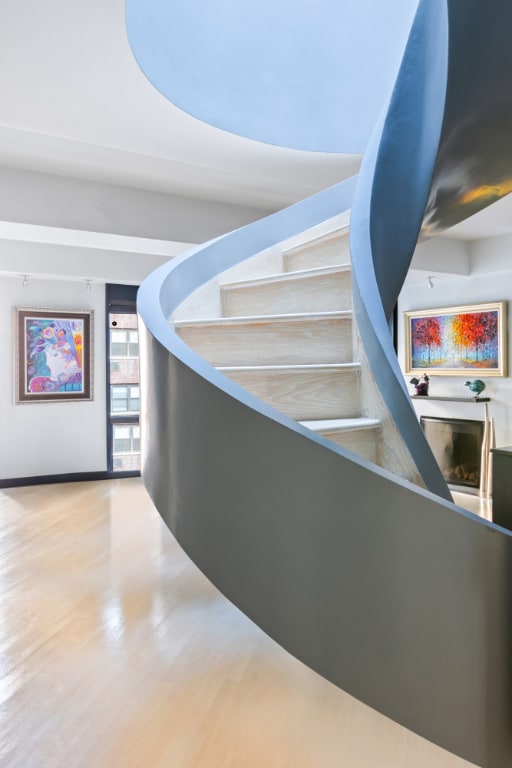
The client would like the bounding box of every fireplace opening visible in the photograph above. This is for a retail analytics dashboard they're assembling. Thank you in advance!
[420,416,485,489]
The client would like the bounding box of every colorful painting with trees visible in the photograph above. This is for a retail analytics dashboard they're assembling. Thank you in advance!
[405,302,506,376]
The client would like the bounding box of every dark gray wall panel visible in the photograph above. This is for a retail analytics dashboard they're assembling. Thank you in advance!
[139,319,512,768]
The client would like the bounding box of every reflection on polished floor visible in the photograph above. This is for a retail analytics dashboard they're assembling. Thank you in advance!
[0,478,479,768]
[451,490,493,522]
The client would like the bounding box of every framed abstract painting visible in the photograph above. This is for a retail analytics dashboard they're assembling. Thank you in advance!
[15,308,93,403]
[404,301,507,376]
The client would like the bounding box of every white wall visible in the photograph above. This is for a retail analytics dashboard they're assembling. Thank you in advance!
[0,241,175,285]
[0,275,107,480]
[398,260,512,449]
[469,233,512,274]
[0,167,272,243]
[0,165,273,482]
[411,237,470,274]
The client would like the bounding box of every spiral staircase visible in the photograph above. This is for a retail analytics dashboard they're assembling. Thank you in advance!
[174,220,382,464]
[136,1,512,766]
[171,215,429,481]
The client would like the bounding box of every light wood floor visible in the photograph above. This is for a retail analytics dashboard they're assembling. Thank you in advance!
[0,478,479,768]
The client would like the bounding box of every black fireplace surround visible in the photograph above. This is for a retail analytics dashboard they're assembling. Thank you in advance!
[420,416,484,489]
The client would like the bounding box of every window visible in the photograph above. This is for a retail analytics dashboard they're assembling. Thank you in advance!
[112,424,141,471]
[110,329,139,358]
[106,285,140,475]
[110,385,140,415]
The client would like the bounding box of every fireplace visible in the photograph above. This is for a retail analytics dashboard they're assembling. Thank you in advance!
[420,416,485,490]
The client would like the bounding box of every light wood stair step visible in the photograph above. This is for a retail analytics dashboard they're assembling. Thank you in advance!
[217,363,362,420]
[300,417,381,463]
[174,312,353,367]
[283,227,350,272]
[220,266,352,317]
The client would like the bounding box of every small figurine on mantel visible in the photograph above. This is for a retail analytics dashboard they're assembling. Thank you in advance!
[464,379,486,399]
[410,373,429,396]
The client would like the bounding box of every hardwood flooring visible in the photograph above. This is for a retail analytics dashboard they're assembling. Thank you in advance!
[0,478,478,767]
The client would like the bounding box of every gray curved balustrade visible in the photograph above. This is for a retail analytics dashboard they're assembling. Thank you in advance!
[350,0,451,500]
[137,1,512,765]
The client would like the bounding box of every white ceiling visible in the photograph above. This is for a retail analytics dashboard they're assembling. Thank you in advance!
[0,0,509,284]
[0,0,360,211]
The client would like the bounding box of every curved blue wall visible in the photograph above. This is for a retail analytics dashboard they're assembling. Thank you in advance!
[126,0,419,153]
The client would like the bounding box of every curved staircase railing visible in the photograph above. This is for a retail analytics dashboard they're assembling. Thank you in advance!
[137,1,512,765]
[350,0,451,500]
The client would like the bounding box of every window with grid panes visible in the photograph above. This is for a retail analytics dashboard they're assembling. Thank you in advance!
[106,285,141,474]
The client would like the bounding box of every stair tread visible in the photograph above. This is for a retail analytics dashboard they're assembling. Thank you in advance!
[220,265,350,290]
[300,417,380,431]
[217,363,360,372]
[175,310,351,327]
[282,226,349,255]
